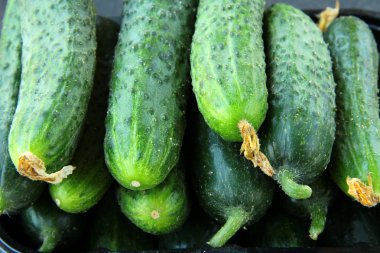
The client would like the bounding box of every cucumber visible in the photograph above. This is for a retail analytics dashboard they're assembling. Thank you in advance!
[282,175,337,240]
[191,113,275,247]
[48,17,118,214]
[319,197,380,247]
[117,165,189,235]
[191,0,267,141]
[20,194,86,252]
[104,0,197,190]
[324,16,380,207]
[261,3,336,199]
[158,208,219,249]
[8,0,96,184]
[89,189,155,251]
[0,0,44,214]
[252,211,315,247]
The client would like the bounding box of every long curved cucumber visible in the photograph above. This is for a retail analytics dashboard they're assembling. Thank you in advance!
[192,113,275,247]
[0,0,43,214]
[48,17,118,213]
[191,0,267,141]
[104,0,197,190]
[89,190,155,251]
[261,3,336,199]
[117,165,189,235]
[325,16,380,207]
[8,0,96,184]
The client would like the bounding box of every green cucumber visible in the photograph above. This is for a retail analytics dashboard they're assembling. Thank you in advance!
[117,165,189,235]
[8,0,96,184]
[320,197,380,247]
[158,208,219,249]
[324,16,380,207]
[191,113,275,247]
[104,0,197,190]
[252,211,315,247]
[89,190,155,251]
[191,0,267,141]
[20,194,86,252]
[48,17,118,214]
[282,175,337,240]
[261,3,336,199]
[0,0,44,214]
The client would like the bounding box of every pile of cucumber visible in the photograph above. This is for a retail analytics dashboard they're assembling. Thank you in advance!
[0,0,380,252]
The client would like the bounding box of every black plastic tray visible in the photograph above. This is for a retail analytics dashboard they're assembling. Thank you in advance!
[1,4,380,253]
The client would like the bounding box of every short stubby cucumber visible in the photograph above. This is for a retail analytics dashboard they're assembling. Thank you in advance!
[104,0,197,191]
[8,0,96,184]
[0,0,43,214]
[49,17,118,213]
[191,0,267,141]
[192,113,275,247]
[261,3,336,199]
[325,16,380,207]
[281,175,337,240]
[117,165,189,235]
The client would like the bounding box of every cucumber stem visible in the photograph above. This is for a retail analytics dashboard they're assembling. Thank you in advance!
[276,169,312,199]
[39,234,58,253]
[309,207,327,240]
[208,209,249,247]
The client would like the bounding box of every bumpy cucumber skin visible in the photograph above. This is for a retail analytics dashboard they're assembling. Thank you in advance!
[192,113,274,231]
[8,0,96,172]
[104,0,197,190]
[48,17,118,214]
[20,194,85,252]
[191,0,267,141]
[262,4,336,185]
[89,190,155,251]
[324,17,380,197]
[0,0,43,214]
[117,166,189,235]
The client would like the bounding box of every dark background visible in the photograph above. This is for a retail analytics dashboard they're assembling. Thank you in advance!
[0,0,379,23]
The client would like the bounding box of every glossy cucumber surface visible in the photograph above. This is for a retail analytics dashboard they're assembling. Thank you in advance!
[104,0,197,190]
[8,0,96,180]
[49,17,118,213]
[325,16,380,207]
[262,3,336,199]
[191,0,267,141]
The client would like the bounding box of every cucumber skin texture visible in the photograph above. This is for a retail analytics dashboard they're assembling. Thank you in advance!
[191,0,267,141]
[48,17,118,214]
[8,0,96,172]
[117,166,189,235]
[324,17,380,196]
[89,190,155,251]
[0,0,43,214]
[20,194,85,252]
[262,4,336,184]
[104,0,197,190]
[192,114,274,226]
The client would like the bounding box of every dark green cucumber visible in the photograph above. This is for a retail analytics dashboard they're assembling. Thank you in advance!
[324,17,380,207]
[117,165,189,235]
[48,17,118,213]
[104,0,197,190]
[8,0,96,183]
[282,175,337,240]
[191,0,267,141]
[158,208,219,249]
[192,113,275,247]
[261,3,336,199]
[20,194,86,252]
[320,197,380,247]
[0,0,44,214]
[89,190,155,251]
[253,211,315,247]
